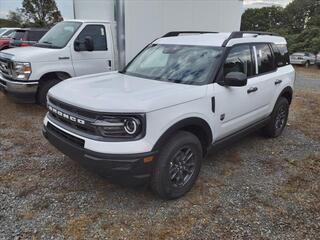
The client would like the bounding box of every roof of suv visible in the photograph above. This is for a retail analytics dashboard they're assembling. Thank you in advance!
[155,32,287,47]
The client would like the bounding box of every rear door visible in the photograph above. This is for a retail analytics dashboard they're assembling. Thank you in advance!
[249,43,278,118]
[71,24,113,76]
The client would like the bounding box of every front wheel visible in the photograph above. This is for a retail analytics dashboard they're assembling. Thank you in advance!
[262,97,289,138]
[151,131,203,200]
[37,79,60,106]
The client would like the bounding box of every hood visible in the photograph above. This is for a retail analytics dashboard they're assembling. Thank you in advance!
[1,46,69,62]
[48,72,207,113]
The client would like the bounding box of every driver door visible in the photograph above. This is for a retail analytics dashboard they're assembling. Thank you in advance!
[212,44,261,140]
[71,24,112,76]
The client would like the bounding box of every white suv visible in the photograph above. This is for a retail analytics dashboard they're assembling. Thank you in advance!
[43,31,295,199]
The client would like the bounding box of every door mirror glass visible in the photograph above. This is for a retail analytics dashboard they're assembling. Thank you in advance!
[84,36,94,51]
[224,72,247,87]
[74,39,80,51]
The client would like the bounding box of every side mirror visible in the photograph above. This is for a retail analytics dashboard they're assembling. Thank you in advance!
[224,72,247,87]
[73,36,94,52]
[74,40,80,51]
[84,36,94,51]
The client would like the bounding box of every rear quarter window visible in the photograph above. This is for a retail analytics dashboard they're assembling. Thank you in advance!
[254,44,276,74]
[272,44,290,67]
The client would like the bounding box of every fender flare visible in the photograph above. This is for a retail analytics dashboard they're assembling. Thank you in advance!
[152,117,213,155]
[278,86,293,105]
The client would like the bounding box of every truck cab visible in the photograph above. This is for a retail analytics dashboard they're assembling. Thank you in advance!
[0,20,117,105]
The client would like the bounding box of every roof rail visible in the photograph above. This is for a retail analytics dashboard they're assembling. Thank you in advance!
[162,31,218,38]
[222,31,280,47]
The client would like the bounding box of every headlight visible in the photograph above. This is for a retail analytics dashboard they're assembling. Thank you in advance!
[12,62,32,80]
[93,115,145,139]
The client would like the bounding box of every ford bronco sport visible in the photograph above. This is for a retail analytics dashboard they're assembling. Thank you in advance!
[43,31,295,199]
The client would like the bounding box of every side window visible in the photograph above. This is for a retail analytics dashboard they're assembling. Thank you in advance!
[272,44,290,67]
[76,25,107,51]
[255,44,275,74]
[224,44,253,77]
[28,31,47,42]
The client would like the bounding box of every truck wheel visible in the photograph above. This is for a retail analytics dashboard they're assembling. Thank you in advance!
[151,131,202,200]
[37,80,60,106]
[262,97,289,138]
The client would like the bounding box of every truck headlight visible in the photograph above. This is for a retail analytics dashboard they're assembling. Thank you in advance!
[93,115,145,139]
[12,62,32,80]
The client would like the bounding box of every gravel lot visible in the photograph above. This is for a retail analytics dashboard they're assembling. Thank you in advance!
[0,67,319,240]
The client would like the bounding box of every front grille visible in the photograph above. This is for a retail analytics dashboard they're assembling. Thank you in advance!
[48,97,99,137]
[47,122,84,147]
[0,57,13,78]
[49,97,98,119]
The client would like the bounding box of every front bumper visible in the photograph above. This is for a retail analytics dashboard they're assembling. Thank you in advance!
[0,74,38,103]
[43,121,156,185]
[290,59,306,65]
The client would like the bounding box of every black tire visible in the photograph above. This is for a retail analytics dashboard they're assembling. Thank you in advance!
[262,97,289,138]
[305,61,310,68]
[151,131,203,200]
[37,79,60,106]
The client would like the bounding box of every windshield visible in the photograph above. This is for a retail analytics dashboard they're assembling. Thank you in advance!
[124,44,223,85]
[0,29,6,36]
[36,21,82,49]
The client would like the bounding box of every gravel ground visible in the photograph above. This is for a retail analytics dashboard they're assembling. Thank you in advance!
[0,67,319,240]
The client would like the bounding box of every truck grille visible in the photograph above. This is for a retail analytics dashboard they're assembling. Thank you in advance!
[0,57,13,79]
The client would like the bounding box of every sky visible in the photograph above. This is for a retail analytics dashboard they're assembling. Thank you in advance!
[0,0,294,19]
[243,0,293,9]
[0,0,74,19]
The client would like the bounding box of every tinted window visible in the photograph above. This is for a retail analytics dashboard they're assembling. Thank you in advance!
[28,31,47,41]
[255,44,275,74]
[13,31,26,40]
[272,44,290,67]
[224,44,253,77]
[76,25,107,51]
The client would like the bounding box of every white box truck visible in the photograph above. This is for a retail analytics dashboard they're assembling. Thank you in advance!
[0,0,243,105]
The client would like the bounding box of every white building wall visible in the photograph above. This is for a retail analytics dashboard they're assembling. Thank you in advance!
[124,0,243,62]
[73,0,244,64]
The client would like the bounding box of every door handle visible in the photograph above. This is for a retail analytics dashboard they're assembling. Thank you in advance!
[275,79,282,85]
[247,87,258,94]
[107,60,112,70]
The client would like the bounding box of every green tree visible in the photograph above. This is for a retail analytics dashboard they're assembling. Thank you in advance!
[6,10,24,27]
[241,6,285,32]
[21,0,63,27]
[5,0,63,27]
[285,0,320,34]
[241,0,320,53]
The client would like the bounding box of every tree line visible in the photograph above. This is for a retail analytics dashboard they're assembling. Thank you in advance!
[1,0,62,28]
[241,0,320,53]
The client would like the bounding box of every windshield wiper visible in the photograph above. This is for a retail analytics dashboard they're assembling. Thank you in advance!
[41,41,53,45]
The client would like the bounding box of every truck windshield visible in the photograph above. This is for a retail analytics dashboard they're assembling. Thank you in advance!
[35,21,82,49]
[123,44,223,85]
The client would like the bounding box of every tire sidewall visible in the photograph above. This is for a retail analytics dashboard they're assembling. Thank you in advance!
[37,80,60,106]
[153,132,202,199]
[271,98,289,137]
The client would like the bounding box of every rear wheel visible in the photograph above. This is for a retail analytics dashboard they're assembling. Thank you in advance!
[305,61,310,68]
[151,131,202,200]
[37,79,60,106]
[262,97,289,138]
